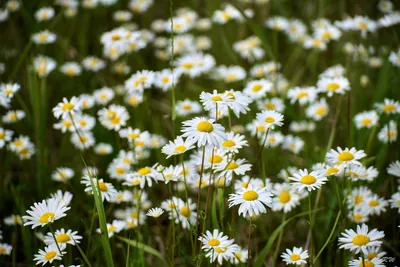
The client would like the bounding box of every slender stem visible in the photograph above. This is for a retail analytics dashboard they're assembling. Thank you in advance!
[169,0,176,137]
[194,145,206,256]
[247,218,252,267]
[308,192,313,262]
[49,224,63,256]
[272,213,287,267]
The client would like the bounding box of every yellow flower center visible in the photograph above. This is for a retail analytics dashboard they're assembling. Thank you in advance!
[182,62,193,69]
[300,175,316,184]
[0,248,6,254]
[39,212,55,223]
[180,206,190,217]
[313,107,326,116]
[108,225,116,232]
[226,74,238,81]
[56,233,71,243]
[326,83,340,91]
[208,155,222,163]
[279,192,291,203]
[216,247,227,253]
[252,84,263,92]
[211,95,222,101]
[359,260,374,267]
[352,234,370,246]
[0,132,5,139]
[297,91,308,98]
[115,167,126,175]
[265,117,275,123]
[290,254,300,261]
[355,195,363,205]
[383,104,395,112]
[138,167,151,175]
[369,200,379,207]
[338,152,354,161]
[222,140,235,147]
[61,102,74,111]
[130,179,140,186]
[256,125,266,132]
[197,121,213,133]
[168,203,176,209]
[44,251,57,261]
[98,181,108,192]
[208,238,220,246]
[359,22,368,30]
[361,118,372,126]
[226,162,238,170]
[323,31,332,39]
[367,253,377,260]
[353,213,362,221]
[174,145,186,153]
[326,167,339,175]
[265,103,276,110]
[243,190,258,201]
[182,104,192,110]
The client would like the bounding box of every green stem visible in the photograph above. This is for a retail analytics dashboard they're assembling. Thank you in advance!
[272,213,287,267]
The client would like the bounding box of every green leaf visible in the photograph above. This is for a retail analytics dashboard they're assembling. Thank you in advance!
[254,209,323,267]
[117,236,168,266]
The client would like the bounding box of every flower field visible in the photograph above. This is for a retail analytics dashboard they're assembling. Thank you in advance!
[0,0,400,266]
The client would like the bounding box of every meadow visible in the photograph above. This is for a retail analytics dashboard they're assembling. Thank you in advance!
[0,0,400,266]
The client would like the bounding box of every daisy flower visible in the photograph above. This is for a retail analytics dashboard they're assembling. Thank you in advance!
[34,245,65,266]
[51,167,74,183]
[230,247,248,264]
[205,243,239,265]
[220,132,248,154]
[81,176,118,202]
[0,243,12,255]
[181,117,226,148]
[93,87,115,105]
[0,127,13,148]
[387,160,400,177]
[289,169,328,192]
[348,257,385,267]
[365,194,388,216]
[172,198,197,230]
[70,131,95,150]
[52,97,80,119]
[271,183,301,213]
[60,62,82,77]
[2,110,25,124]
[281,247,309,265]
[35,7,55,21]
[0,83,20,98]
[389,49,400,67]
[228,185,273,217]
[287,86,318,105]
[255,110,284,130]
[32,30,57,45]
[216,158,252,178]
[363,247,386,260]
[282,135,304,154]
[378,120,397,143]
[375,98,400,114]
[243,79,272,100]
[176,99,202,117]
[354,110,379,129]
[34,55,56,77]
[317,76,350,97]
[257,98,285,113]
[389,192,400,212]
[94,143,113,155]
[44,228,82,247]
[326,147,366,166]
[23,198,70,229]
[200,90,230,111]
[82,56,106,72]
[98,104,130,131]
[146,208,164,218]
[4,215,22,226]
[306,98,329,121]
[199,229,235,251]
[98,220,126,238]
[264,131,285,148]
[338,223,384,254]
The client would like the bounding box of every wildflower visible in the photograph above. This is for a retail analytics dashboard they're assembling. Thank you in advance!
[281,247,309,265]
[23,198,70,229]
[220,132,248,154]
[35,7,55,21]
[287,87,318,105]
[51,167,74,183]
[97,104,130,131]
[32,30,57,44]
[338,223,384,254]
[146,208,164,218]
[52,97,80,119]
[228,185,273,217]
[81,176,118,202]
[93,87,115,105]
[34,245,65,265]
[317,76,350,97]
[4,215,22,226]
[387,160,400,177]
[375,98,400,114]
[181,117,226,148]
[326,147,366,166]
[378,121,397,143]
[289,169,328,192]
[354,111,379,129]
[44,228,82,247]
[82,56,106,72]
[256,110,284,130]
[348,257,385,267]
[271,183,301,213]
[34,55,56,77]
[60,62,82,77]
[0,128,13,148]
[0,243,12,255]
[243,79,272,100]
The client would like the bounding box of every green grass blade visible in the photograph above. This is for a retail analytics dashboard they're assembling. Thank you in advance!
[117,236,168,266]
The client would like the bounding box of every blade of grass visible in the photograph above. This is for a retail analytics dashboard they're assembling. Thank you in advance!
[254,208,323,267]
[117,236,168,266]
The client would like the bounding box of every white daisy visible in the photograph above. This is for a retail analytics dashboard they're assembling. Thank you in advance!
[34,245,65,266]
[387,160,400,177]
[338,223,385,254]
[23,198,70,229]
[326,147,366,166]
[281,247,309,265]
[289,169,328,192]
[146,207,164,218]
[181,117,226,148]
[44,228,82,247]
[228,185,273,217]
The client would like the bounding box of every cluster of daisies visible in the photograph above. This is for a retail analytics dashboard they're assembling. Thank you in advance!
[0,0,400,266]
